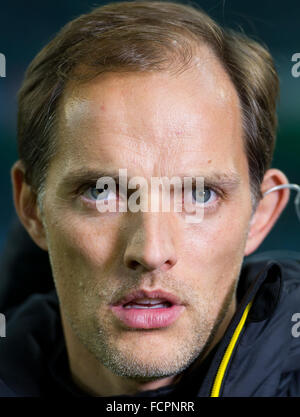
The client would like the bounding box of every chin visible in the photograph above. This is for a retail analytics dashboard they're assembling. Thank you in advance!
[98,340,200,380]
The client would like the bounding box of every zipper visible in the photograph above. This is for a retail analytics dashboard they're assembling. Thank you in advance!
[210,301,253,397]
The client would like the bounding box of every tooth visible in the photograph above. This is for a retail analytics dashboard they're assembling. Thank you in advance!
[124,303,169,309]
[132,298,166,304]
[148,304,168,309]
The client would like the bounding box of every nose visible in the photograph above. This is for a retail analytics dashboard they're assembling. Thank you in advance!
[123,212,178,272]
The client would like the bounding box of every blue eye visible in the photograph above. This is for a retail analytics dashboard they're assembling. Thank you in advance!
[192,187,215,203]
[86,184,110,201]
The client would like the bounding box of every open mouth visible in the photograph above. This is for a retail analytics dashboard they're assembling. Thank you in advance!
[110,290,185,329]
[123,298,173,309]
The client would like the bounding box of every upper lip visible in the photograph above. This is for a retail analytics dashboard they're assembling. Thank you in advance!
[112,289,183,307]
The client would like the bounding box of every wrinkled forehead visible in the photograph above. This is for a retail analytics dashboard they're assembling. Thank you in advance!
[54,48,246,178]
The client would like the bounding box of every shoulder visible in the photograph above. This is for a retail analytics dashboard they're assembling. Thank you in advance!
[0,290,60,396]
[225,251,300,396]
[242,250,300,296]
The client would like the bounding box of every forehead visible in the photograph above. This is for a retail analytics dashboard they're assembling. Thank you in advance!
[54,48,247,179]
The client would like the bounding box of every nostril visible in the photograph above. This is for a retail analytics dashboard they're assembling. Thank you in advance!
[127,259,140,270]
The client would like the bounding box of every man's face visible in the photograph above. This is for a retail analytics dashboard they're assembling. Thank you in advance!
[40,48,253,380]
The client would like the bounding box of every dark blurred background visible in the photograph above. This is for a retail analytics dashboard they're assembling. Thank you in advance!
[0,0,299,253]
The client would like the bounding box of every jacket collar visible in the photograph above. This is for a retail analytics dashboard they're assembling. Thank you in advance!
[238,257,282,322]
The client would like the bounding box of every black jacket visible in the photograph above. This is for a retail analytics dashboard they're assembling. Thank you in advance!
[0,218,300,397]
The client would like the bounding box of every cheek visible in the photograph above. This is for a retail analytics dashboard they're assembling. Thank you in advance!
[47,208,121,262]
[44,210,123,301]
[182,209,249,290]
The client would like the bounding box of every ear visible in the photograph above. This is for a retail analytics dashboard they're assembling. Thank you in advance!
[11,160,48,251]
[244,168,290,256]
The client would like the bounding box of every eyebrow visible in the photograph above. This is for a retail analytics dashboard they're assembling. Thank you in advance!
[176,170,241,189]
[60,168,242,193]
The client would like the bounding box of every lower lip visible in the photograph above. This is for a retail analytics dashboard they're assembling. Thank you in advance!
[110,304,185,329]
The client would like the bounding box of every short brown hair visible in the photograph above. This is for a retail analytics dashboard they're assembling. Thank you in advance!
[17,0,279,209]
